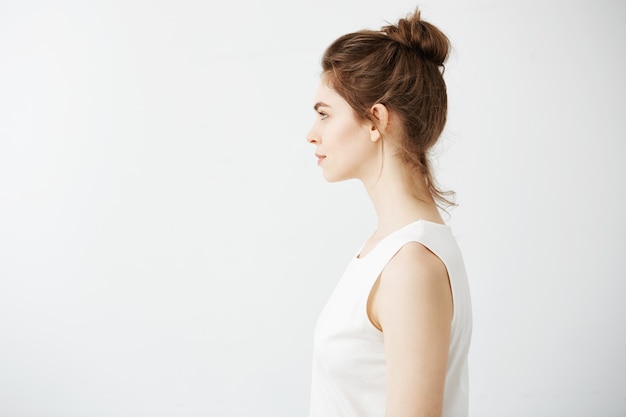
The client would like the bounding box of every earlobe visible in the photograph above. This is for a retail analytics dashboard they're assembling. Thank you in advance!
[370,125,382,143]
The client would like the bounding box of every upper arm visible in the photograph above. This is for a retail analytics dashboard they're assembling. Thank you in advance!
[373,242,453,417]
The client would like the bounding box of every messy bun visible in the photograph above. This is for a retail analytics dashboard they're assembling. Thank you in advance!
[321,7,455,209]
[382,9,449,67]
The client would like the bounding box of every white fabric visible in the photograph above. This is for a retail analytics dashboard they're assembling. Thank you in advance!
[310,220,472,417]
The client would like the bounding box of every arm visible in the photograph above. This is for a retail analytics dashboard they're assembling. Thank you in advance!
[368,242,453,417]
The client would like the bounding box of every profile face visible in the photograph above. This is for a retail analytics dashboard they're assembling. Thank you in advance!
[306,81,379,183]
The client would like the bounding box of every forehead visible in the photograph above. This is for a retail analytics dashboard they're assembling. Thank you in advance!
[313,80,349,109]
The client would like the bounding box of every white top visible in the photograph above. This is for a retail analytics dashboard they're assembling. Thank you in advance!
[310,220,472,417]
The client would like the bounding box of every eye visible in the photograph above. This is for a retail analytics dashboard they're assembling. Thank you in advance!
[317,111,328,120]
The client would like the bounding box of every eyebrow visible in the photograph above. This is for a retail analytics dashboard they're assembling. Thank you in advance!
[313,102,330,112]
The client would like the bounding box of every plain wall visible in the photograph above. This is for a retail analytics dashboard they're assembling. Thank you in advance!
[1,0,625,416]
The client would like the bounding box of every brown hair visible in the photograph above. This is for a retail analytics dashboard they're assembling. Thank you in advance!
[321,7,455,208]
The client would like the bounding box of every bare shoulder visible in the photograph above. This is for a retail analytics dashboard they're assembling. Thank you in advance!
[374,241,453,329]
[381,241,448,286]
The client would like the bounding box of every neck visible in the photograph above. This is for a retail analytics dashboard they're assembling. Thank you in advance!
[362,161,443,238]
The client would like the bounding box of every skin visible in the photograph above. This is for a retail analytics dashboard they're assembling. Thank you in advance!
[307,80,453,417]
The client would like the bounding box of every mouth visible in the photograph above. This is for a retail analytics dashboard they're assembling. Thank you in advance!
[315,154,326,165]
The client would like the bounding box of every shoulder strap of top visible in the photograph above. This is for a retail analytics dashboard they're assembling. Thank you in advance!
[359,221,425,278]
[362,220,455,278]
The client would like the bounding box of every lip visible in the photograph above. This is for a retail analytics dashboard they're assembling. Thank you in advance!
[315,154,326,165]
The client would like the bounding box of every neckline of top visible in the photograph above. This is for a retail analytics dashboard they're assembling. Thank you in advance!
[355,219,450,261]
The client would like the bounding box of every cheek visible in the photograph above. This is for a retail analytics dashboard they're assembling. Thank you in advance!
[339,123,371,154]
[332,120,367,145]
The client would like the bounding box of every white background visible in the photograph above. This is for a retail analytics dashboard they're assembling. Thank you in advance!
[1,0,625,416]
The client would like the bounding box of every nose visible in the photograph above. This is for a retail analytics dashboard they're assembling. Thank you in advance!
[306,128,320,145]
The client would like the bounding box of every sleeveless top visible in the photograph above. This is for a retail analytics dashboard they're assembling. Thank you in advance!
[309,220,472,417]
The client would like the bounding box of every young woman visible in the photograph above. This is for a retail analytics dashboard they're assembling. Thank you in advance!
[307,7,472,417]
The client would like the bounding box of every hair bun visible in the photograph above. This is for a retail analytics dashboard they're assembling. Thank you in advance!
[382,9,450,66]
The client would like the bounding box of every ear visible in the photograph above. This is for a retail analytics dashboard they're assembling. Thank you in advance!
[368,103,389,143]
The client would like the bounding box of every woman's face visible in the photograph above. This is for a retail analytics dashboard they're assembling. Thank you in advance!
[306,81,379,183]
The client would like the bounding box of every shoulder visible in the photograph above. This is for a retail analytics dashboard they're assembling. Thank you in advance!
[375,241,452,328]
[381,241,448,286]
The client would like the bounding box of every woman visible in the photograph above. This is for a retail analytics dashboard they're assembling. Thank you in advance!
[307,7,472,417]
